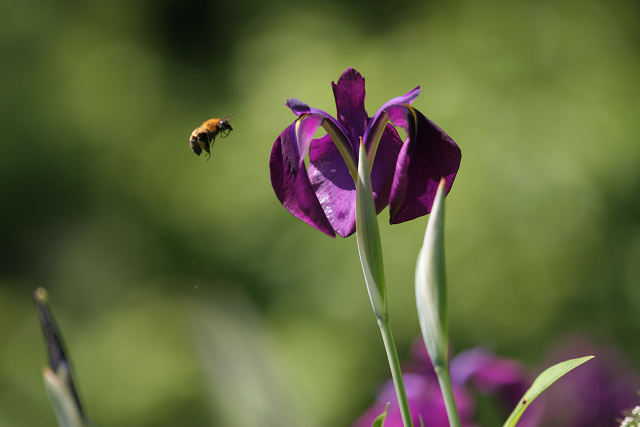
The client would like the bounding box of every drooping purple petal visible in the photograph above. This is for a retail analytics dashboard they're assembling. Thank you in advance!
[286,100,358,175]
[332,67,368,147]
[286,98,311,115]
[362,86,422,156]
[383,86,421,109]
[308,134,357,237]
[269,121,335,237]
[388,106,461,224]
[369,124,403,213]
[362,86,423,214]
[286,100,354,150]
[307,124,402,237]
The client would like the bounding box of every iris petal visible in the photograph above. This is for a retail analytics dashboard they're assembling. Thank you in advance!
[387,106,461,224]
[363,86,420,162]
[364,85,459,224]
[382,86,421,109]
[369,124,403,213]
[269,121,336,237]
[308,135,357,237]
[287,99,358,179]
[331,67,368,145]
[306,124,402,237]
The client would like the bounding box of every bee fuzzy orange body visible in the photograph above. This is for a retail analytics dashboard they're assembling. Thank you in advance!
[189,115,233,158]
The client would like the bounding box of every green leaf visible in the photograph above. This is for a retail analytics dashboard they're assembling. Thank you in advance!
[415,178,448,368]
[34,288,90,427]
[42,367,87,427]
[371,402,389,427]
[503,355,594,427]
[355,140,387,319]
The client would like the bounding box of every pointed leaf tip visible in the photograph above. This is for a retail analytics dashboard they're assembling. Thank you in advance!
[371,402,389,427]
[503,355,594,427]
[34,290,89,427]
[34,287,49,304]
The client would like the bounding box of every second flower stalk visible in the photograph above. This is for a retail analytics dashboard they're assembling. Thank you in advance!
[356,142,460,426]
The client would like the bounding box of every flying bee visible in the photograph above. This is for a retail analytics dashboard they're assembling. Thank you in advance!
[189,114,234,159]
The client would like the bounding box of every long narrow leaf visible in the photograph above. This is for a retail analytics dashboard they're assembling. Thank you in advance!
[415,178,448,368]
[355,140,387,319]
[34,288,89,427]
[503,355,594,426]
[42,367,86,427]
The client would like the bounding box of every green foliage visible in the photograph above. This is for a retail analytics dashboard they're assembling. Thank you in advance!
[415,179,448,368]
[42,367,87,427]
[34,288,90,427]
[371,403,389,427]
[503,356,594,426]
[356,141,387,319]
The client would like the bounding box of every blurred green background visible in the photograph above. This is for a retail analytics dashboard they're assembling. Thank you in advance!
[1,0,639,425]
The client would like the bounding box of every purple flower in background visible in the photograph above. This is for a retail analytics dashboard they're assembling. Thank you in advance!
[355,340,533,427]
[355,372,475,427]
[357,337,640,427]
[269,67,461,237]
[450,348,529,408]
[531,337,640,427]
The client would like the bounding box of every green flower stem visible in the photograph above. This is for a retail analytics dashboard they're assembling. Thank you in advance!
[354,141,413,427]
[434,365,461,427]
[377,316,414,427]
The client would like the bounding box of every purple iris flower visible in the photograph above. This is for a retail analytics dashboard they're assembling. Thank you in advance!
[269,67,461,237]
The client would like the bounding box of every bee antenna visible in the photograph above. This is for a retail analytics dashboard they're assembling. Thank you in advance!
[224,113,235,122]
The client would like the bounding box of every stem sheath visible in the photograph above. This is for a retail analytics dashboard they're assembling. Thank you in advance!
[377,317,414,427]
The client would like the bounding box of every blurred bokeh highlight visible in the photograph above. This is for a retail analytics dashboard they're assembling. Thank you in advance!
[1,0,639,425]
